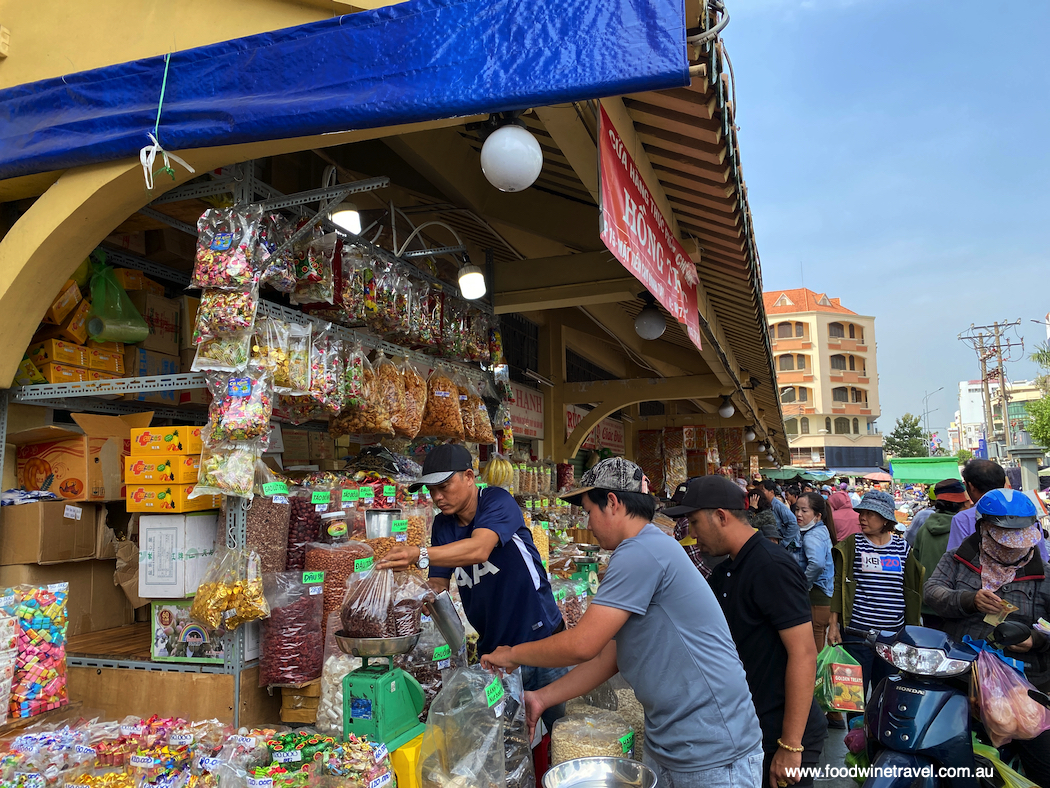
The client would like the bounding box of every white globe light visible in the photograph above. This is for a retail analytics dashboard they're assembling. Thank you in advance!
[634,307,666,340]
[767,453,775,462]
[330,202,361,235]
[458,265,487,300]
[744,427,756,442]
[480,124,543,192]
[757,443,767,453]
[718,397,735,418]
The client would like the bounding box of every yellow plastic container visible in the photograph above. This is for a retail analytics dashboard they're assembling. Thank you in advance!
[391,732,423,788]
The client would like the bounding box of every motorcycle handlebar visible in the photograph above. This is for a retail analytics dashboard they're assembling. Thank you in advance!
[842,625,875,641]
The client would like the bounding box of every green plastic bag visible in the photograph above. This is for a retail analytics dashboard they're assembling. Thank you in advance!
[87,252,149,343]
[973,736,1038,788]
[815,644,864,712]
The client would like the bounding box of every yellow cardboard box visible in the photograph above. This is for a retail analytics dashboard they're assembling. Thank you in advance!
[87,347,125,374]
[130,426,204,456]
[38,363,88,384]
[126,483,220,513]
[87,339,125,353]
[43,280,83,326]
[28,340,89,369]
[125,454,201,484]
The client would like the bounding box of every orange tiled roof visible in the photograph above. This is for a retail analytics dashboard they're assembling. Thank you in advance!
[762,288,858,316]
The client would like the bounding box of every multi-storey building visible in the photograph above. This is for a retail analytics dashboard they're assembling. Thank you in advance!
[953,378,1043,455]
[764,288,885,472]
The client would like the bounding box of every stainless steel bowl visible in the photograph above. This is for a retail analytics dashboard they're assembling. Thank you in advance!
[334,631,420,656]
[543,758,657,788]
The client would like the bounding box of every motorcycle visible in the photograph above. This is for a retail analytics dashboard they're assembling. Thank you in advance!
[844,622,1050,787]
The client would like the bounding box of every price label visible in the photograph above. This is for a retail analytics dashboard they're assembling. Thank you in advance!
[273,495,289,505]
[223,608,237,620]
[263,482,289,496]
[120,725,141,737]
[476,482,488,489]
[372,744,388,763]
[436,659,451,669]
[392,520,408,532]
[355,557,375,573]
[248,778,273,788]
[273,750,302,764]
[130,755,154,767]
[309,585,324,595]
[233,736,256,747]
[303,571,325,584]
[432,644,451,661]
[198,757,221,772]
[74,745,97,756]
[526,500,534,510]
[359,487,375,501]
[619,731,635,755]
[383,485,397,497]
[0,595,15,607]
[63,505,82,521]
[342,489,360,502]
[311,491,331,505]
[170,733,193,746]
[369,773,392,788]
[541,499,549,508]
[315,503,329,513]
[228,377,252,397]
[485,676,505,708]
[47,583,68,593]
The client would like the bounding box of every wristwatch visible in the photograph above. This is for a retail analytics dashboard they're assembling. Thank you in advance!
[417,546,430,570]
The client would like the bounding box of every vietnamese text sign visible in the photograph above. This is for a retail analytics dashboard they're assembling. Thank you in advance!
[598,104,702,351]
[509,383,545,440]
[566,405,625,454]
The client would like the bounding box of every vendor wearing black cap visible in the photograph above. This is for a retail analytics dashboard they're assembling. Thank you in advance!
[667,475,826,788]
[377,444,565,724]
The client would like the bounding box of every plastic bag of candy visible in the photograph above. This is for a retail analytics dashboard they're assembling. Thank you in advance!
[258,213,297,293]
[252,317,292,390]
[442,299,466,359]
[276,394,327,426]
[291,220,322,282]
[465,310,491,363]
[192,332,253,373]
[292,233,337,306]
[192,443,260,499]
[308,324,343,415]
[397,359,426,440]
[191,546,270,631]
[367,260,396,334]
[287,323,312,395]
[419,369,465,440]
[342,342,368,413]
[193,287,259,343]
[192,207,263,290]
[417,282,442,348]
[205,368,274,443]
[339,245,373,325]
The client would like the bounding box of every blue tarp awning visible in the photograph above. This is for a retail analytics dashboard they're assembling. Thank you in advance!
[0,0,689,181]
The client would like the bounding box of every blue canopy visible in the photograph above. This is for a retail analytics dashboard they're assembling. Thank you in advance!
[0,0,689,181]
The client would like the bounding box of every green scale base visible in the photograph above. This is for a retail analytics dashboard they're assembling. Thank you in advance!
[342,658,426,750]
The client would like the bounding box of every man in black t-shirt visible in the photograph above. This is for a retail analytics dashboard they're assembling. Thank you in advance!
[665,476,827,788]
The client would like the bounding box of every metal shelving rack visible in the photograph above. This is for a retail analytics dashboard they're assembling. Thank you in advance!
[0,160,496,725]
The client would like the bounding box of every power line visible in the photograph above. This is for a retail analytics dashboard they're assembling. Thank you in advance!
[958,320,1024,453]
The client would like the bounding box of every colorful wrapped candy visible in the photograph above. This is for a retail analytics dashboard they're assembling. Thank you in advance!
[0,583,69,720]
[205,368,274,443]
[258,213,297,293]
[286,323,311,395]
[191,207,263,291]
[191,333,252,373]
[292,233,337,306]
[308,325,342,415]
[252,318,292,391]
[193,444,259,499]
[340,246,373,325]
[193,288,259,343]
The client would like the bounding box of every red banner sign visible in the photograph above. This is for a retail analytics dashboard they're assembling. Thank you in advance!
[565,406,625,454]
[598,104,702,351]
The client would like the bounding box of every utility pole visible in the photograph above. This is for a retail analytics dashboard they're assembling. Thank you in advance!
[959,321,1024,458]
[978,334,995,446]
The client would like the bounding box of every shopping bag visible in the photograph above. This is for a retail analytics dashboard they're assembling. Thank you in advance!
[973,736,1039,788]
[976,648,1050,747]
[87,254,149,343]
[815,644,864,712]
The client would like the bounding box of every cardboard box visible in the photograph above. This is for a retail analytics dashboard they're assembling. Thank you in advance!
[32,299,92,345]
[43,280,83,326]
[86,348,125,374]
[127,292,179,356]
[179,348,196,372]
[0,560,134,635]
[38,363,88,384]
[95,507,119,560]
[115,540,147,609]
[11,412,153,502]
[308,432,336,461]
[178,297,200,351]
[151,600,225,663]
[104,232,147,256]
[14,355,47,386]
[87,339,124,353]
[126,483,220,514]
[146,229,197,267]
[178,389,211,408]
[282,429,309,459]
[28,340,89,369]
[123,348,180,405]
[130,426,203,456]
[125,454,200,484]
[138,512,219,598]
[0,502,99,565]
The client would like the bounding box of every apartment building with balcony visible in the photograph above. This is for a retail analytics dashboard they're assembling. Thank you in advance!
[763,288,885,472]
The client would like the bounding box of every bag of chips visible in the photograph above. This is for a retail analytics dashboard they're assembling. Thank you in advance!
[418,369,465,440]
[397,359,426,440]
[373,353,406,432]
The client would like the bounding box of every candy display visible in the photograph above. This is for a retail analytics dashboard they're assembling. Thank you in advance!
[418,370,464,440]
[192,207,262,291]
[292,233,337,306]
[206,368,274,443]
[192,332,253,373]
[308,325,343,415]
[254,317,292,390]
[259,213,297,293]
[190,547,269,631]
[194,444,258,499]
[194,288,260,343]
[286,323,312,395]
[0,583,69,720]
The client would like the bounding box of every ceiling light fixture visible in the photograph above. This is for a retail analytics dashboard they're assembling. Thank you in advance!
[478,113,543,193]
[718,396,735,419]
[757,442,767,453]
[458,263,486,300]
[767,453,775,462]
[634,292,667,340]
[744,427,756,442]
[329,201,362,235]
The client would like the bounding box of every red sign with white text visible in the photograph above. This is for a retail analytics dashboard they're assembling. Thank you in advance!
[566,405,625,455]
[598,105,702,351]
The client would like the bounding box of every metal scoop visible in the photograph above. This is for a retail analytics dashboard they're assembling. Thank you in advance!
[423,590,466,654]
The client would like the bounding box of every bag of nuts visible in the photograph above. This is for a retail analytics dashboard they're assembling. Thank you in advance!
[340,564,395,638]
[418,369,465,440]
[304,540,374,640]
[245,463,291,574]
[550,710,635,765]
[259,570,325,686]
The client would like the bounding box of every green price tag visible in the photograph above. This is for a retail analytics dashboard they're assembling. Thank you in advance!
[311,491,331,505]
[421,486,429,495]
[432,644,451,661]
[392,520,408,533]
[554,588,567,603]
[302,571,325,584]
[619,731,635,755]
[526,500,534,509]
[342,489,359,502]
[354,557,374,573]
[541,499,549,507]
[383,485,397,497]
[359,487,375,500]
[262,482,289,496]
[540,521,550,530]
[485,676,505,708]
[476,482,488,489]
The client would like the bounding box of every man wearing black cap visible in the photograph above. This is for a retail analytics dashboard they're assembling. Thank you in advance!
[666,475,826,788]
[378,444,565,726]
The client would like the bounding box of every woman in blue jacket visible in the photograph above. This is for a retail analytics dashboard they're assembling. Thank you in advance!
[794,492,836,654]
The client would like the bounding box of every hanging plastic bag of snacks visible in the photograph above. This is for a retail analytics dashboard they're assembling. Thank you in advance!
[291,220,322,281]
[339,245,373,325]
[292,232,337,305]
[258,213,298,293]
[191,546,270,631]
[193,287,260,343]
[340,564,395,638]
[205,368,274,443]
[252,317,292,390]
[193,443,260,499]
[287,487,326,572]
[342,341,368,413]
[361,361,394,436]
[247,460,291,574]
[465,310,490,363]
[496,402,514,453]
[259,571,325,687]
[192,331,253,373]
[367,261,396,334]
[418,282,443,348]
[455,373,477,442]
[192,207,263,290]
[329,350,375,437]
[442,299,466,358]
[467,380,496,445]
[397,359,426,439]
[418,368,465,440]
[286,322,312,395]
[308,324,343,414]
[373,353,406,431]
[388,267,414,337]
[276,393,327,425]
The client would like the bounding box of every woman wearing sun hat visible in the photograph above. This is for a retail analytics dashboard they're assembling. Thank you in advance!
[924,488,1050,783]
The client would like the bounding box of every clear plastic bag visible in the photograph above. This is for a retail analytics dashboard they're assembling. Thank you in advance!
[398,359,426,440]
[417,282,442,348]
[367,261,398,334]
[193,287,259,343]
[343,342,369,412]
[192,332,252,372]
[252,317,292,390]
[190,547,270,631]
[419,369,465,440]
[340,565,395,638]
[247,460,291,574]
[86,258,149,344]
[292,232,337,305]
[287,487,325,572]
[551,578,589,629]
[192,207,263,290]
[317,611,363,736]
[456,373,476,443]
[193,443,260,499]
[374,353,406,433]
[442,300,466,359]
[421,665,506,788]
[258,213,297,293]
[259,571,325,687]
[395,617,461,722]
[205,368,274,443]
[287,323,312,395]
[551,710,634,765]
[464,379,496,444]
[392,572,432,637]
[977,649,1050,746]
[308,324,342,414]
[304,541,375,640]
[502,669,536,788]
[465,310,491,364]
[360,363,394,436]
[339,245,373,325]
[276,393,327,425]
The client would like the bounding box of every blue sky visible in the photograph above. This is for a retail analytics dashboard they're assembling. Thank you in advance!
[723,0,1050,442]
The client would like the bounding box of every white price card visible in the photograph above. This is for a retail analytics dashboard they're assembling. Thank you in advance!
[63,505,82,521]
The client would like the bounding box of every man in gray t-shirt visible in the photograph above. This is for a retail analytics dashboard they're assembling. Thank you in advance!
[483,458,763,786]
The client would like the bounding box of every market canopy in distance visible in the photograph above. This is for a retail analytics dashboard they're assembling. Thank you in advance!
[889,457,963,484]
[762,466,836,483]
